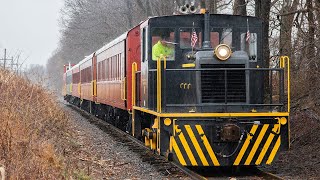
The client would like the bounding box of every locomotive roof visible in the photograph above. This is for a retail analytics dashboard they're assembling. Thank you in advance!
[145,13,263,27]
[147,13,261,21]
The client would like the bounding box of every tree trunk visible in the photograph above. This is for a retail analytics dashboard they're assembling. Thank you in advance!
[279,0,299,58]
[255,0,271,100]
[134,0,153,17]
[208,0,217,14]
[233,0,247,15]
[315,0,320,59]
[255,0,271,67]
[126,1,133,28]
[307,0,316,63]
[306,0,317,88]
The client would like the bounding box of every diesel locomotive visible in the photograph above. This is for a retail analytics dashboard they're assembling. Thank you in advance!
[63,10,290,167]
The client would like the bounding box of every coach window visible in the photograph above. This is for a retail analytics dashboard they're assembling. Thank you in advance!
[152,28,175,61]
[107,58,109,81]
[179,28,202,49]
[97,62,100,80]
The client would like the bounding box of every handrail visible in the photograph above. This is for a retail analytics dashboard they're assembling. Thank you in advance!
[149,68,284,72]
[121,77,127,101]
[70,83,72,93]
[131,62,138,137]
[160,66,287,112]
[132,62,137,107]
[78,82,81,96]
[157,55,167,113]
[280,56,290,113]
[166,68,284,71]
[91,80,97,96]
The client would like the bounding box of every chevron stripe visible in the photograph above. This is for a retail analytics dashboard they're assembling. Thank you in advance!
[255,124,280,165]
[178,131,198,166]
[266,136,281,165]
[233,124,259,165]
[245,124,269,165]
[185,125,209,166]
[195,125,220,166]
[172,138,187,166]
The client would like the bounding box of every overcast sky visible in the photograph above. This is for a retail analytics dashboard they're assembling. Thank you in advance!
[0,0,63,66]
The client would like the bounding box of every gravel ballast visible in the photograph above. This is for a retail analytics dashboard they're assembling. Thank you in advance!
[62,103,171,179]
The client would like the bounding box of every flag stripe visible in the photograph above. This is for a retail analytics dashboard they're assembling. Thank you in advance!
[191,29,198,47]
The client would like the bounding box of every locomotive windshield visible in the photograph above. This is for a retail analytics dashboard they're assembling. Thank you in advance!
[179,28,202,49]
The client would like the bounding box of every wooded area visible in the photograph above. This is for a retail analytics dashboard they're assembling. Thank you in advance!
[47,0,320,102]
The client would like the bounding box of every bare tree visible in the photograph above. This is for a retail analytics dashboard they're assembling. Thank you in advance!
[24,64,47,86]
[279,0,299,57]
[208,0,218,13]
[307,0,316,63]
[255,0,271,67]
[233,0,247,15]
[255,0,272,99]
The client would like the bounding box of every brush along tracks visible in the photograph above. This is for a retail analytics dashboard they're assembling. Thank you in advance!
[65,104,283,180]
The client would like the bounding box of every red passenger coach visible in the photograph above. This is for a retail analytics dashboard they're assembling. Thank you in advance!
[64,25,143,125]
[71,64,80,98]
[79,55,94,102]
[96,33,127,110]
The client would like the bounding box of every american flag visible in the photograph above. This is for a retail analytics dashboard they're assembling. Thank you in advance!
[246,18,250,42]
[191,29,198,48]
[246,29,250,42]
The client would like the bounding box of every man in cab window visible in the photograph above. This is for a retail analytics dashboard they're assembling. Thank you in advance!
[152,34,174,60]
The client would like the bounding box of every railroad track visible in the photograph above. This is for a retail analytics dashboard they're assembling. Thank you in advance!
[198,166,284,179]
[65,104,283,180]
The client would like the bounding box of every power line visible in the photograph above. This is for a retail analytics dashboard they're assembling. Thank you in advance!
[0,48,20,73]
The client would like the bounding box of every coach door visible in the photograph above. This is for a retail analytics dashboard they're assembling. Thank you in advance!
[92,53,97,102]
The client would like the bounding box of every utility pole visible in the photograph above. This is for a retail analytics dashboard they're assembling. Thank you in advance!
[2,48,7,69]
[4,49,6,68]
[0,48,15,70]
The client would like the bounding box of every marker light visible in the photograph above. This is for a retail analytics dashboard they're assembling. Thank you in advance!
[214,44,232,61]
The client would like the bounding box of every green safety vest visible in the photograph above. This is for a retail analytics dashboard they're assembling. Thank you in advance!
[152,41,174,60]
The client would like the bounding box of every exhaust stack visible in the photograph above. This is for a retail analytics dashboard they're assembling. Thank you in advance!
[178,0,199,14]
[201,0,211,49]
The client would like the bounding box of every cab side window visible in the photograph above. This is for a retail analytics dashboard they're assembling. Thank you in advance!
[151,28,175,61]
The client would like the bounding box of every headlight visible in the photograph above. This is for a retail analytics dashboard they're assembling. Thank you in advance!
[214,44,232,61]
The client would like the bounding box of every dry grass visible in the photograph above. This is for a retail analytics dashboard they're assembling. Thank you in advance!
[0,69,76,179]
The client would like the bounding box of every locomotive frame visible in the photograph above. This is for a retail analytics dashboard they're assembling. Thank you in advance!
[63,12,290,167]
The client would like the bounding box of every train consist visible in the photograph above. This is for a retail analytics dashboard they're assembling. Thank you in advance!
[63,10,290,167]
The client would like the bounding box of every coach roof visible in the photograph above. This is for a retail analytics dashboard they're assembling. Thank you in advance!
[95,32,128,55]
